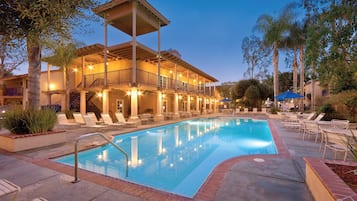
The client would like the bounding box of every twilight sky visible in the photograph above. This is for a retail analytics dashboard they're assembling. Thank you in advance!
[15,0,302,83]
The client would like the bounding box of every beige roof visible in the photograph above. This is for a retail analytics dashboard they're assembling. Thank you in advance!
[93,0,170,36]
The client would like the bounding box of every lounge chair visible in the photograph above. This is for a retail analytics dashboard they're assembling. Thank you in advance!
[312,113,326,122]
[101,113,124,127]
[331,119,349,129]
[139,113,154,124]
[115,112,137,127]
[252,108,258,113]
[0,179,21,201]
[87,112,102,124]
[304,112,317,121]
[261,108,267,113]
[82,115,107,128]
[56,113,80,126]
[243,108,249,113]
[73,112,85,124]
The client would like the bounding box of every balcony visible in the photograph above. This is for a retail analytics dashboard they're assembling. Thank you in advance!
[4,87,23,96]
[83,68,214,96]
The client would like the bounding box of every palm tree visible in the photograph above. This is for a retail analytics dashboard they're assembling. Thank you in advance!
[43,41,79,111]
[283,20,307,111]
[254,3,296,107]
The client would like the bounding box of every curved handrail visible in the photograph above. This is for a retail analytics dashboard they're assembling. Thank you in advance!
[72,132,129,183]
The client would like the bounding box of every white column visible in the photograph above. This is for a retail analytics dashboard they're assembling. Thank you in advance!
[129,87,140,122]
[173,93,180,119]
[155,91,164,122]
[213,99,217,113]
[187,95,191,116]
[202,97,207,115]
[196,96,200,112]
[102,89,109,114]
[80,90,86,115]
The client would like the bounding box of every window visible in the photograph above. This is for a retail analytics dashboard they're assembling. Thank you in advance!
[116,99,124,113]
[160,76,168,89]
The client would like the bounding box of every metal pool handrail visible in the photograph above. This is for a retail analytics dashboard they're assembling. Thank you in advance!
[72,132,129,183]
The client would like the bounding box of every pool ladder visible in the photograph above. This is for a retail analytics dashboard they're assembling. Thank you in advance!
[72,132,129,183]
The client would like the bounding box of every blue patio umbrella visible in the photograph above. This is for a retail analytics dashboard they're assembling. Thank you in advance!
[275,91,304,101]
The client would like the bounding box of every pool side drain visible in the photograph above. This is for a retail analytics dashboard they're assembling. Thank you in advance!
[253,158,265,163]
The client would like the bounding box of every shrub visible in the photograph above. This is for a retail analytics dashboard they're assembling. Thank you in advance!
[270,107,279,114]
[327,90,357,122]
[318,103,339,121]
[2,108,57,134]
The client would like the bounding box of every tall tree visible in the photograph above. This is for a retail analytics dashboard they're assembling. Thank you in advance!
[254,3,296,107]
[0,0,98,109]
[304,0,357,94]
[241,35,271,80]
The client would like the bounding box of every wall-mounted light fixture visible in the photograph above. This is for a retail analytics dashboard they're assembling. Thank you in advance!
[49,83,56,90]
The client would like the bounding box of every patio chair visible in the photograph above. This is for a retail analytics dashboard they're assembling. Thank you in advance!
[261,108,267,113]
[115,112,137,127]
[321,129,349,161]
[0,179,21,201]
[252,108,258,113]
[87,112,102,124]
[302,121,321,143]
[73,112,85,124]
[101,113,124,127]
[82,115,107,128]
[243,108,249,113]
[304,112,317,121]
[56,113,80,127]
[312,113,325,122]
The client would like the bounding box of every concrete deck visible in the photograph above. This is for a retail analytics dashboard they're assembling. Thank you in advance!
[0,116,328,201]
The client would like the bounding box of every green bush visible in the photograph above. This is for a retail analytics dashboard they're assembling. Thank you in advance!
[270,107,279,114]
[2,108,57,134]
[318,103,338,121]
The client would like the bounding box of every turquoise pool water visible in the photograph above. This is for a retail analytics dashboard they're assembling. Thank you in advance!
[55,117,277,197]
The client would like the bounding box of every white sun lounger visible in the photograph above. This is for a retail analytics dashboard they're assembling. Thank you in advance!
[0,179,21,201]
[82,115,107,128]
[73,112,85,124]
[115,112,137,127]
[101,113,124,127]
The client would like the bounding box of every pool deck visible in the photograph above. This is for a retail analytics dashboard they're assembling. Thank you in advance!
[0,114,327,201]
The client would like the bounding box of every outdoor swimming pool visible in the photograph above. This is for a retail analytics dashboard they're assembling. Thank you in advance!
[55,117,277,198]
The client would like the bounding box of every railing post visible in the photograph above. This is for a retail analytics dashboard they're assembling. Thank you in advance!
[72,141,80,183]
[72,132,128,183]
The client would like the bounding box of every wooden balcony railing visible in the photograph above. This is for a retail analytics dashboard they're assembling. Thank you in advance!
[4,87,23,96]
[83,68,214,96]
